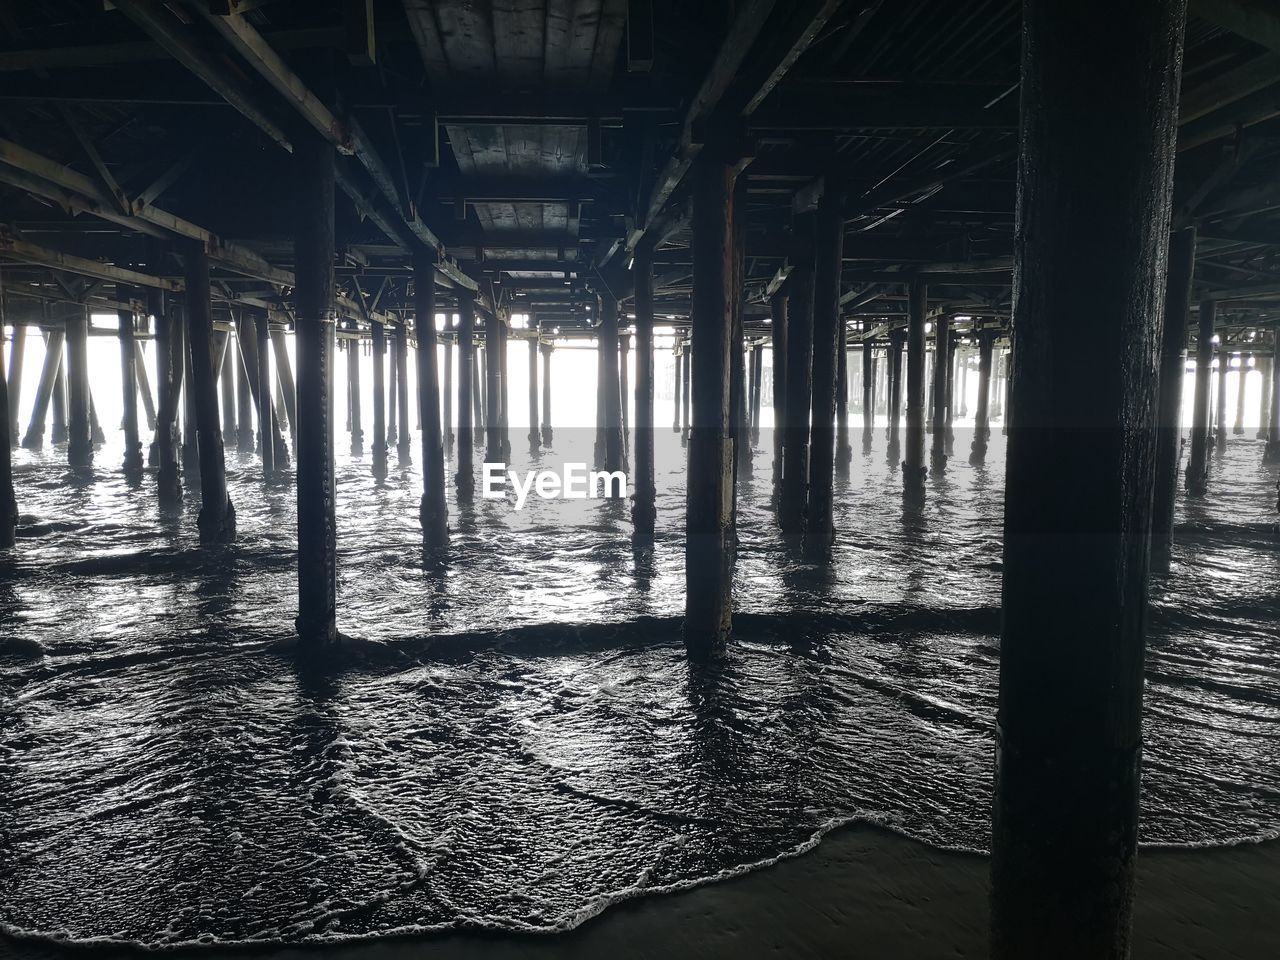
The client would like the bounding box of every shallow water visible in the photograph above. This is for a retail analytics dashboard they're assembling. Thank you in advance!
[1,420,1278,946]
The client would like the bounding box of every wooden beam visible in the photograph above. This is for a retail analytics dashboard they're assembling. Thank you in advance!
[0,228,181,290]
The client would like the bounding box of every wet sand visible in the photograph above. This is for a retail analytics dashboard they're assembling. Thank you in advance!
[5,826,1277,960]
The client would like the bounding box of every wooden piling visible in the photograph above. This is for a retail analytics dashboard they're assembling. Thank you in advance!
[887,329,904,461]
[991,1,1187,955]
[443,314,454,456]
[804,189,844,555]
[346,320,363,456]
[598,295,624,472]
[684,156,736,654]
[117,288,143,474]
[1186,300,1214,492]
[779,213,815,534]
[1153,225,1195,537]
[1265,323,1280,463]
[1256,355,1271,441]
[414,250,448,549]
[769,294,787,492]
[387,332,399,448]
[969,329,994,466]
[395,318,411,463]
[672,345,683,433]
[484,309,504,464]
[929,315,950,472]
[903,282,927,500]
[680,337,691,444]
[234,316,255,454]
[51,348,67,445]
[135,341,157,435]
[541,341,553,447]
[835,322,850,471]
[7,321,23,445]
[293,131,337,645]
[527,336,540,455]
[456,299,476,498]
[1214,347,1229,450]
[633,243,656,548]
[371,318,388,482]
[1233,353,1248,434]
[66,308,92,468]
[255,311,278,478]
[0,287,16,545]
[22,329,63,450]
[150,267,182,504]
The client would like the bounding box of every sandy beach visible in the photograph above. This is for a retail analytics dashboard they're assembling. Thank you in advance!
[5,826,1277,960]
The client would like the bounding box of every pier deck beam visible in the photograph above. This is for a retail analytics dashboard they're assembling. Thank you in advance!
[779,214,815,534]
[991,1,1187,957]
[633,243,656,549]
[1187,300,1214,490]
[184,243,235,542]
[1154,226,1195,539]
[293,131,337,646]
[685,155,736,656]
[903,282,927,502]
[804,188,844,556]
[414,250,448,550]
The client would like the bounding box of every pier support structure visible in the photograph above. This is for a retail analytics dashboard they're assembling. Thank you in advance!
[151,274,182,504]
[805,187,844,556]
[930,314,950,473]
[371,318,388,482]
[770,293,787,492]
[396,318,411,464]
[673,345,683,434]
[861,337,874,450]
[969,328,995,466]
[414,251,448,550]
[66,307,92,469]
[456,299,476,499]
[1233,354,1248,435]
[680,336,691,444]
[685,155,737,655]
[991,2,1187,958]
[7,322,23,445]
[1186,299,1214,492]
[633,243,656,549]
[118,290,143,475]
[443,315,454,456]
[541,340,553,448]
[22,329,63,450]
[1214,346,1229,451]
[903,282,927,502]
[0,292,15,545]
[1256,354,1272,442]
[1265,323,1280,463]
[485,309,504,464]
[347,320,363,456]
[779,214,815,534]
[1154,226,1195,540]
[527,336,540,455]
[597,295,624,472]
[887,329,904,462]
[235,323,254,454]
[293,131,337,646]
[834,322,850,472]
[184,243,235,542]
[256,312,279,478]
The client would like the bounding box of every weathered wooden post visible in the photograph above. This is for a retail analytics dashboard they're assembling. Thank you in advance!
[1153,226,1195,540]
[860,338,874,450]
[1233,353,1248,435]
[770,293,787,492]
[386,331,399,448]
[22,330,62,450]
[66,307,92,469]
[779,215,815,534]
[499,320,511,461]
[685,155,737,655]
[473,343,485,440]
[969,328,994,466]
[135,342,157,435]
[1213,346,1229,450]
[672,344,683,433]
[1186,300,1213,492]
[835,323,850,471]
[903,282,927,501]
[371,318,388,482]
[887,328,904,461]
[184,243,235,541]
[957,346,969,418]
[218,332,237,451]
[150,266,182,503]
[0,287,17,545]
[256,312,278,478]
[396,318,411,463]
[7,320,23,445]
[541,340,553,447]
[294,130,337,646]
[633,243,656,549]
[484,309,504,464]
[235,323,254,454]
[51,351,68,445]
[620,327,631,462]
[805,188,844,555]
[117,288,143,475]
[944,331,957,454]
[1265,322,1280,463]
[598,295,624,472]
[929,315,950,472]
[680,336,691,444]
[1256,354,1272,442]
[443,313,454,456]
[750,338,763,449]
[346,320,364,456]
[414,250,448,549]
[527,336,540,455]
[181,316,200,479]
[456,299,476,499]
[992,2,1186,957]
[269,326,298,451]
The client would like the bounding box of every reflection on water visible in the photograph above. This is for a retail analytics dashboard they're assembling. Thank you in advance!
[0,426,1278,946]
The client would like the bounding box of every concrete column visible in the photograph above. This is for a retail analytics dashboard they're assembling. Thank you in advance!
[22,329,62,450]
[969,329,995,466]
[685,156,736,655]
[541,341,553,447]
[414,250,447,549]
[805,188,844,556]
[770,293,787,493]
[633,243,656,548]
[886,329,904,461]
[597,295,624,472]
[346,321,363,456]
[184,242,235,542]
[1153,225,1195,541]
[118,289,143,475]
[992,2,1187,956]
[779,213,815,534]
[66,308,92,469]
[371,318,388,482]
[256,310,277,478]
[929,315,950,472]
[7,322,24,445]
[484,309,504,464]
[1233,353,1248,434]
[456,300,476,499]
[903,282,927,502]
[527,336,540,454]
[396,319,411,463]
[293,131,337,645]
